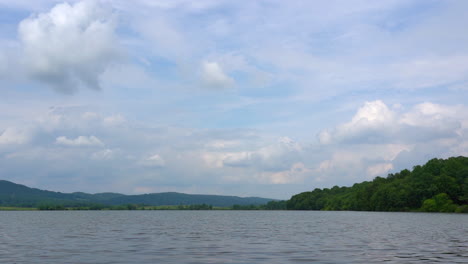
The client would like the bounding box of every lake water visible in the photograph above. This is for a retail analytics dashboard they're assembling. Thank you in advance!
[0,211,466,263]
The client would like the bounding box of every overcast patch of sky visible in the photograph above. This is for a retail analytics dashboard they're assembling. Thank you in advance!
[1,0,468,199]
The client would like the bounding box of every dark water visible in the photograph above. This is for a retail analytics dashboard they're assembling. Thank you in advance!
[0,211,466,263]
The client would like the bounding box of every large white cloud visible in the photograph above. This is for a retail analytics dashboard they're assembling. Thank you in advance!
[318,100,467,145]
[18,0,120,93]
[316,100,468,181]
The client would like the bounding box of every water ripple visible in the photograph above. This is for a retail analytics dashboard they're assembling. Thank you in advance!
[0,211,466,263]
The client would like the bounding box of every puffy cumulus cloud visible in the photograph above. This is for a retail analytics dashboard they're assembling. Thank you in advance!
[314,100,468,184]
[351,100,395,125]
[318,100,396,144]
[18,0,120,93]
[201,61,234,89]
[55,135,104,147]
[319,100,468,145]
[0,127,31,145]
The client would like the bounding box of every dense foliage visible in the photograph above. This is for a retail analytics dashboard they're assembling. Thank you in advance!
[287,156,468,213]
[231,200,287,210]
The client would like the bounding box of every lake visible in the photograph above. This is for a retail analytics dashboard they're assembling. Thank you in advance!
[0,211,466,263]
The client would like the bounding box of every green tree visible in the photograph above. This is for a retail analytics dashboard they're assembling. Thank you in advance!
[286,157,468,213]
[420,193,457,212]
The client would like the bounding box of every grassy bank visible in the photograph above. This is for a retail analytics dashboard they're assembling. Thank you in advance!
[0,207,38,211]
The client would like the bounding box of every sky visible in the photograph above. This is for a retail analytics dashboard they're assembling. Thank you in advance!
[1,0,468,199]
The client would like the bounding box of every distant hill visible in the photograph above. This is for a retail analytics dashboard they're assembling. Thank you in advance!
[0,180,274,207]
[105,192,273,207]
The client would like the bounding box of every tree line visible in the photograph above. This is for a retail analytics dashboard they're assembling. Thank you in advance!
[286,156,468,213]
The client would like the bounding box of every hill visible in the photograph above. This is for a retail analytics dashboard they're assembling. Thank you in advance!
[287,156,468,213]
[0,180,274,208]
[105,192,273,207]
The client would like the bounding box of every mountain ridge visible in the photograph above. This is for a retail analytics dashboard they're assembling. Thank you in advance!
[0,180,275,207]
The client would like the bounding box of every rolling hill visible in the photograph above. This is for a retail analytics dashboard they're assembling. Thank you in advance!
[0,180,274,207]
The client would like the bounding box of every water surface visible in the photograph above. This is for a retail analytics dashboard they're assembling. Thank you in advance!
[0,211,466,263]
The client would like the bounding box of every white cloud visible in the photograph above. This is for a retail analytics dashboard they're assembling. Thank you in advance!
[399,102,461,128]
[319,100,396,144]
[351,100,395,125]
[18,0,120,93]
[56,135,104,147]
[0,127,30,145]
[314,100,468,184]
[319,100,468,145]
[202,136,302,171]
[366,163,393,178]
[201,61,234,89]
[141,154,165,167]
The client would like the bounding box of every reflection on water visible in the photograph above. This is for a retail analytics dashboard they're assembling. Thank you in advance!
[0,211,466,263]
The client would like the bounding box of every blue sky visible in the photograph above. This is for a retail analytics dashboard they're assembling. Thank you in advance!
[1,0,468,199]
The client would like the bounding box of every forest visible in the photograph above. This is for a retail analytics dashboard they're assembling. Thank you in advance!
[286,156,468,213]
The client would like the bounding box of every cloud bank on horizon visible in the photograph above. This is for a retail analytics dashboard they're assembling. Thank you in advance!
[1,0,468,199]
